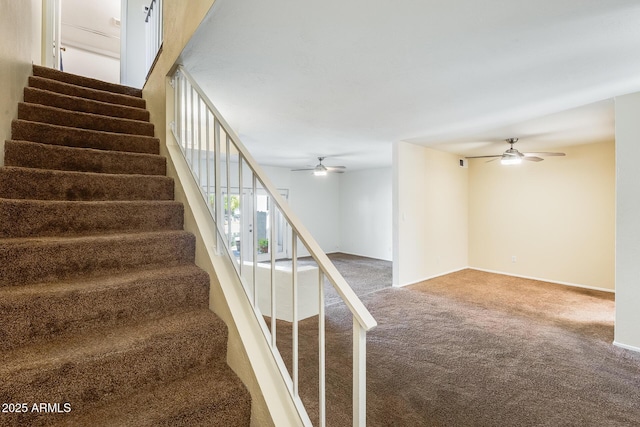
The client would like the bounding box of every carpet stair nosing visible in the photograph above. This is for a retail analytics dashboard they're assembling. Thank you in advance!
[0,198,184,238]
[29,76,146,109]
[33,65,142,98]
[18,102,155,137]
[0,265,210,351]
[0,230,196,287]
[0,310,228,415]
[59,365,252,427]
[4,140,166,176]
[11,119,159,154]
[0,166,174,201]
[24,86,150,122]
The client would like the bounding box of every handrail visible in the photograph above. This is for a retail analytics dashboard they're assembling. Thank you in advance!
[170,65,377,426]
[179,68,376,332]
[144,0,163,77]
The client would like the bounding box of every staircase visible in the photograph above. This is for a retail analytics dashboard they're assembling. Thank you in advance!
[0,66,252,426]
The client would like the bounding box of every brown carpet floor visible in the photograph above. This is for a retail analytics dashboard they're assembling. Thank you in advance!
[277,268,640,426]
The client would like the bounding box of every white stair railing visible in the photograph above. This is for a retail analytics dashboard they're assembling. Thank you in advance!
[144,0,163,76]
[169,65,377,426]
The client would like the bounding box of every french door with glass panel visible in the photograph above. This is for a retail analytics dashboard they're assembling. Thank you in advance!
[220,188,288,263]
[242,189,289,262]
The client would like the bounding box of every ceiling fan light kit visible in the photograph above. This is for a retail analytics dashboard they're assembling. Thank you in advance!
[313,164,328,176]
[465,138,565,166]
[500,155,522,165]
[292,157,346,176]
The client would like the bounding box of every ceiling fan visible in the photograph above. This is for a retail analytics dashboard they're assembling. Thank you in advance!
[292,157,346,176]
[465,138,565,165]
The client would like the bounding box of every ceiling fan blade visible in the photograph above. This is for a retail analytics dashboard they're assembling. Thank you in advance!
[291,168,314,171]
[486,158,500,163]
[326,166,346,171]
[524,152,565,157]
[523,156,543,162]
[465,155,502,159]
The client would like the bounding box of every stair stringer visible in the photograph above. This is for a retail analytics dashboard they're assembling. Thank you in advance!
[160,123,305,427]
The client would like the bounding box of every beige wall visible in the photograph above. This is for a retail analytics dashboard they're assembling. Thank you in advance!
[393,141,469,286]
[468,140,615,291]
[0,0,42,166]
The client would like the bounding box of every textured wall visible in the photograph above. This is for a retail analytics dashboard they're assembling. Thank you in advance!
[0,0,42,166]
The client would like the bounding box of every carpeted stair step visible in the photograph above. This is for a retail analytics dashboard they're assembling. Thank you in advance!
[24,87,150,121]
[33,64,142,98]
[0,309,229,424]
[0,67,252,426]
[18,103,155,136]
[0,199,184,238]
[0,167,173,201]
[63,365,252,427]
[11,120,159,154]
[0,230,195,287]
[5,140,166,175]
[29,76,146,109]
[0,265,210,351]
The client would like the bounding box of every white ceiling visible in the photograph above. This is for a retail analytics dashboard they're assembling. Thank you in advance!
[180,0,640,170]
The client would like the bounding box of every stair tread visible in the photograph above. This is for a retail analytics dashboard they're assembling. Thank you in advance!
[29,76,146,109]
[0,309,229,416]
[0,308,222,370]
[0,166,174,202]
[0,165,171,178]
[33,65,142,98]
[18,103,155,137]
[11,119,159,154]
[5,140,166,175]
[24,87,149,121]
[0,229,195,287]
[0,197,184,238]
[0,264,205,298]
[0,265,209,350]
[63,364,251,427]
[0,198,181,208]
[0,229,191,246]
[7,140,164,160]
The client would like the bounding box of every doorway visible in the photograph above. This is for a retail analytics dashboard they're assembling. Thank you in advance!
[223,188,289,264]
[44,0,121,83]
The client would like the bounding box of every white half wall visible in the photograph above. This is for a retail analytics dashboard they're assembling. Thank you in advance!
[339,168,392,261]
[393,141,469,287]
[615,92,640,351]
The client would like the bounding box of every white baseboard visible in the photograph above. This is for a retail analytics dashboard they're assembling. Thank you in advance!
[393,267,467,288]
[337,250,392,262]
[468,267,615,294]
[613,341,640,354]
